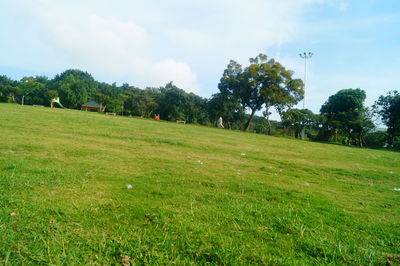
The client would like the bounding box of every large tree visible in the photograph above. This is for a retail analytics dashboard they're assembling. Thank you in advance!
[373,90,400,147]
[207,92,245,129]
[218,54,304,131]
[157,82,188,121]
[19,77,47,105]
[320,88,374,146]
[282,108,316,139]
[52,69,98,108]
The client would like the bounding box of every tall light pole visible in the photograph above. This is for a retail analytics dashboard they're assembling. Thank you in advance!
[299,52,313,140]
[299,52,313,109]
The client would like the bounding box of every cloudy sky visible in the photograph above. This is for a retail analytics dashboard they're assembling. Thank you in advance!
[1,0,399,118]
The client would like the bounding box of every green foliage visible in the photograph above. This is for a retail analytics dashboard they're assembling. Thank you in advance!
[19,77,46,105]
[282,109,316,138]
[158,82,189,121]
[52,69,98,108]
[364,131,388,147]
[250,116,283,135]
[373,90,400,146]
[207,92,245,128]
[218,54,304,131]
[46,90,58,102]
[123,88,159,117]
[157,82,209,123]
[320,88,374,146]
[0,75,19,103]
[94,93,112,107]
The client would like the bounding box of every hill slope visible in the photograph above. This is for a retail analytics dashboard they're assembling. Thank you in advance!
[1,103,399,264]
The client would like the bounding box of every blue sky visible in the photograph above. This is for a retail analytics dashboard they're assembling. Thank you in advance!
[1,0,399,119]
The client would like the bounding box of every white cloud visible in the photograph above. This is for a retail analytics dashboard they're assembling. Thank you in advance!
[146,58,199,92]
[4,0,326,95]
[15,0,200,92]
[49,14,149,75]
[164,29,211,52]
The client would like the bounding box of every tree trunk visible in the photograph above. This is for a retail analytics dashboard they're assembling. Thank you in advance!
[358,134,366,147]
[346,129,355,146]
[266,116,271,135]
[243,109,256,131]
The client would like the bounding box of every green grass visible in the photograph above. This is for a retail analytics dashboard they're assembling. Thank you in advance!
[0,103,399,265]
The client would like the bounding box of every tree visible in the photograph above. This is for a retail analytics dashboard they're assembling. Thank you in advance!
[0,75,18,103]
[218,54,303,131]
[207,92,245,129]
[282,109,316,139]
[184,93,209,124]
[373,90,400,147]
[46,90,59,103]
[19,77,45,105]
[95,93,113,107]
[52,69,98,108]
[158,82,188,121]
[124,88,160,117]
[107,98,124,114]
[320,88,374,146]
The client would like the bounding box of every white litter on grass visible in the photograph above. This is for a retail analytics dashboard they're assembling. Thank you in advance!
[126,184,133,189]
[197,160,204,165]
[240,153,246,156]
[394,188,400,192]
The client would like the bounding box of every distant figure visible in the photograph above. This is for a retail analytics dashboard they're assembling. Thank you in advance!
[217,117,224,128]
[154,114,160,120]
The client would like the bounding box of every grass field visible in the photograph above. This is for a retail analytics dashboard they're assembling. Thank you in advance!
[0,103,399,265]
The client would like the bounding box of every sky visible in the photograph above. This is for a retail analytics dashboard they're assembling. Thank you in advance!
[1,0,399,119]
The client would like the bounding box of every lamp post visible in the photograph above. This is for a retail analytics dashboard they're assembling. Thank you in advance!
[299,52,313,109]
[299,52,313,140]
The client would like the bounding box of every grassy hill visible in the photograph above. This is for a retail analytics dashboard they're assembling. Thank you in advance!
[1,103,399,265]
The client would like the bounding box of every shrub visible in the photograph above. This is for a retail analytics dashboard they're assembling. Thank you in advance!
[364,131,387,147]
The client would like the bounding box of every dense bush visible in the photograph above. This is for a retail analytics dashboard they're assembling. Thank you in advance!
[364,131,387,147]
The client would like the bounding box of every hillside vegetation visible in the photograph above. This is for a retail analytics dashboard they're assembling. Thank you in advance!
[0,103,399,265]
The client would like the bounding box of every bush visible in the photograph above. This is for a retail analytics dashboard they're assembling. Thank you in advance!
[393,136,400,149]
[364,131,387,147]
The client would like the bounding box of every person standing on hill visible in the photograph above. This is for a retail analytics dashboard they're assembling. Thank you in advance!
[217,117,224,128]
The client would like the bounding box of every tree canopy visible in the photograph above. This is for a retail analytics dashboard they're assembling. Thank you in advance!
[373,90,400,147]
[218,54,304,131]
[282,108,316,139]
[52,70,98,109]
[320,88,373,146]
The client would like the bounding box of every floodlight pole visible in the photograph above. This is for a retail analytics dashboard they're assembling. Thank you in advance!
[299,52,313,140]
[299,52,313,109]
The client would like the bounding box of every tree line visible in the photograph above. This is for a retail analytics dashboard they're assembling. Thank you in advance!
[0,54,399,148]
